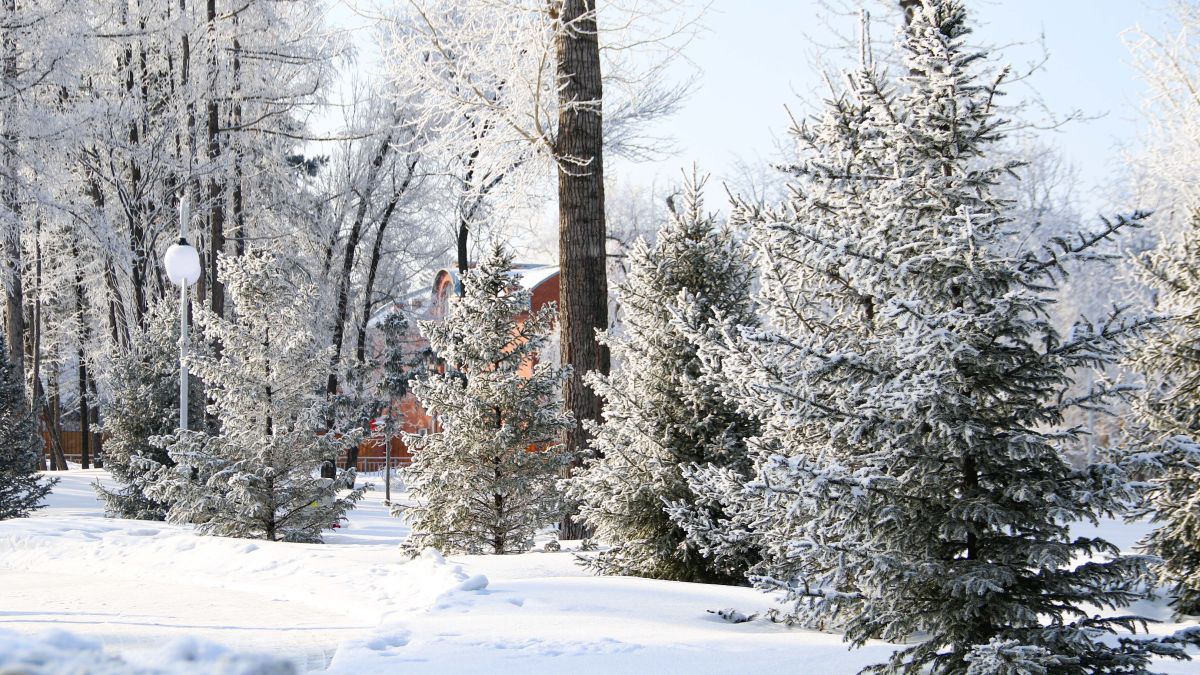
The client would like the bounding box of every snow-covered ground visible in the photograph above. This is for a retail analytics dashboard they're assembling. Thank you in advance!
[1,470,1196,673]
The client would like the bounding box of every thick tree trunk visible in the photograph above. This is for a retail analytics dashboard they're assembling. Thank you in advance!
[554,0,609,540]
[32,283,67,471]
[73,241,91,469]
[2,181,22,374]
[89,376,101,467]
[81,169,131,351]
[103,256,129,350]
[47,345,64,467]
[206,0,224,321]
[232,29,245,258]
[120,5,149,330]
[455,146,481,280]
[2,0,24,377]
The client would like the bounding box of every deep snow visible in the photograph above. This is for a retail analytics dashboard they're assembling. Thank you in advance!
[0,469,1196,673]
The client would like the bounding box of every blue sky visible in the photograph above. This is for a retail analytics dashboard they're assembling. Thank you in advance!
[610,0,1170,218]
[327,1,1174,222]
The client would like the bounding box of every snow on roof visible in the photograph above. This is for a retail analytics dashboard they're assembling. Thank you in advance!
[437,263,559,297]
[509,264,558,292]
[366,264,558,330]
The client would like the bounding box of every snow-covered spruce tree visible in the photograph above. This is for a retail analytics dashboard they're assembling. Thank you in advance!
[675,2,1193,672]
[567,172,760,583]
[380,316,433,427]
[150,250,365,542]
[0,334,54,519]
[396,247,574,555]
[96,301,201,520]
[1125,209,1200,615]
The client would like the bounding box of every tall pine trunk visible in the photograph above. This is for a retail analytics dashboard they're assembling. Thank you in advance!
[554,0,609,539]
[73,240,91,469]
[2,0,24,377]
[206,0,224,321]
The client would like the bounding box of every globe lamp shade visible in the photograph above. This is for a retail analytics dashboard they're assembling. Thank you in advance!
[164,239,202,287]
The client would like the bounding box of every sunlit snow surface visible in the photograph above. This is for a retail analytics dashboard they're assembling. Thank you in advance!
[1,469,1195,673]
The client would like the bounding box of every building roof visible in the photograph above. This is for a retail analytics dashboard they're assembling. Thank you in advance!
[369,263,560,329]
[436,263,559,297]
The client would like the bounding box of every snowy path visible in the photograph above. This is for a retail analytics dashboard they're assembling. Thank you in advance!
[3,470,1197,673]
[2,573,356,671]
[0,470,392,672]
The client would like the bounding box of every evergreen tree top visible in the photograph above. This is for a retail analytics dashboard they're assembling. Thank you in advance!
[421,245,558,376]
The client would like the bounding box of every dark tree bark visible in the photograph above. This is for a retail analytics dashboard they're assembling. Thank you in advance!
[2,170,23,375]
[72,240,91,469]
[79,165,131,351]
[232,26,246,258]
[2,0,24,376]
[29,226,66,471]
[554,0,609,539]
[206,0,225,321]
[453,125,508,289]
[88,375,101,467]
[119,4,150,330]
[103,255,129,351]
[324,132,396,477]
[456,147,481,280]
[354,161,415,366]
[326,134,393,402]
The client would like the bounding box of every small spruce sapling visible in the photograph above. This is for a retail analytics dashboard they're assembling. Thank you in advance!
[96,300,201,520]
[151,250,365,542]
[374,310,429,503]
[396,246,574,554]
[0,334,55,519]
[568,171,760,583]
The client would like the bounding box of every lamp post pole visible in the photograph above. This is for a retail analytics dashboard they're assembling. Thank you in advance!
[179,196,190,431]
[179,267,189,431]
[164,190,202,432]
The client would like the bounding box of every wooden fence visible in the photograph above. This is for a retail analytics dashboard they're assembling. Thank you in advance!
[40,430,409,474]
[341,436,413,473]
[41,430,104,467]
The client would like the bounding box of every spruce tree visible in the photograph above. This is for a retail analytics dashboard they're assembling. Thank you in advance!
[375,310,430,503]
[396,246,574,555]
[96,300,200,520]
[377,311,428,407]
[679,2,1193,671]
[567,172,759,583]
[150,250,365,542]
[1126,210,1200,615]
[0,334,54,519]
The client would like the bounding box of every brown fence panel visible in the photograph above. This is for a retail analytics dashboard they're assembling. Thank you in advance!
[340,435,413,472]
[43,429,408,474]
[40,431,105,467]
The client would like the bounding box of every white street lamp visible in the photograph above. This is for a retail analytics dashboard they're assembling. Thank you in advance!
[163,193,201,431]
